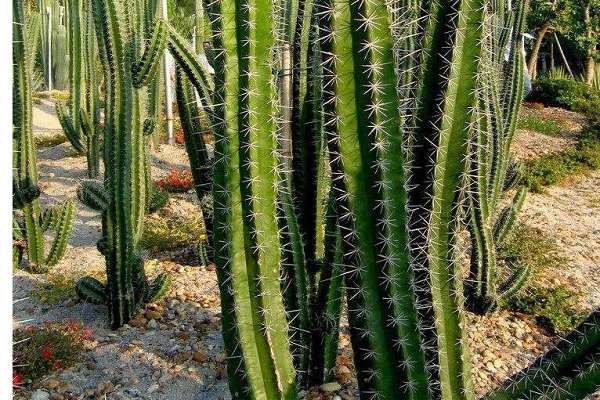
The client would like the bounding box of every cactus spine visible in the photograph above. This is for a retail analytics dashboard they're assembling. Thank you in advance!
[313,0,488,395]
[173,68,214,254]
[164,0,600,398]
[464,0,529,313]
[56,0,101,177]
[169,0,345,388]
[13,0,75,273]
[75,0,170,329]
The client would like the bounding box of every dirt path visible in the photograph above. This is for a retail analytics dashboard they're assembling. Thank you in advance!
[32,98,63,134]
[519,171,600,310]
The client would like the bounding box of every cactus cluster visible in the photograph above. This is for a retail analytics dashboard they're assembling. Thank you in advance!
[13,0,75,273]
[464,0,530,314]
[169,0,345,390]
[14,0,600,398]
[74,0,170,329]
[180,0,600,397]
[56,0,101,177]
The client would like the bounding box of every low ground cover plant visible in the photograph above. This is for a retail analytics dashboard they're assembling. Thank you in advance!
[147,184,170,214]
[141,212,206,253]
[518,114,564,136]
[13,321,92,388]
[522,125,600,191]
[498,225,584,335]
[507,286,585,335]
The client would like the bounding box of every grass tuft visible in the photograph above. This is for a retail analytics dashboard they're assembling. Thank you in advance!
[141,212,206,253]
[517,115,564,136]
[506,286,585,336]
[521,126,600,192]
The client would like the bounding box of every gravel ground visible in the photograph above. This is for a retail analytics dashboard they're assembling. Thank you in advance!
[13,105,600,399]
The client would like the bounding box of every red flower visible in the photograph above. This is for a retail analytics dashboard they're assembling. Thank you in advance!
[41,348,52,360]
[67,319,79,331]
[84,328,94,339]
[12,373,23,386]
[53,360,63,370]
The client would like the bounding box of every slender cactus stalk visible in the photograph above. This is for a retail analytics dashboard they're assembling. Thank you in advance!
[465,0,530,313]
[39,0,70,90]
[74,0,170,329]
[13,0,75,273]
[171,0,344,388]
[56,0,102,178]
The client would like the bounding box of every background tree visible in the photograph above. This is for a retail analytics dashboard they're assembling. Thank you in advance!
[560,0,600,84]
[527,0,560,78]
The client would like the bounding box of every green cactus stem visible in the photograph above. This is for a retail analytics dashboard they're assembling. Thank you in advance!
[56,0,102,178]
[74,0,169,329]
[465,0,529,314]
[13,0,75,273]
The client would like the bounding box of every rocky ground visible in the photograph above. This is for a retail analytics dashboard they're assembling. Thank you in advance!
[13,102,600,399]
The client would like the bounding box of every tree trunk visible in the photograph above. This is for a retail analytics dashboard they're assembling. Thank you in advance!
[528,22,550,80]
[586,52,596,85]
[584,0,596,85]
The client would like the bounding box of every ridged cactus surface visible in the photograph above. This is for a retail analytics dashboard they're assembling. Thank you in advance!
[170,0,345,390]
[56,0,101,178]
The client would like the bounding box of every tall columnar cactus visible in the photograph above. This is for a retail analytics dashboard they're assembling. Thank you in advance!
[56,0,102,177]
[13,0,75,273]
[170,0,344,389]
[169,0,309,394]
[74,0,170,329]
[173,68,214,252]
[315,0,486,396]
[280,1,345,387]
[163,0,600,399]
[39,0,69,90]
[464,0,530,314]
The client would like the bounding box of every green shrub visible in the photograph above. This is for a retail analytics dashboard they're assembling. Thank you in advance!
[147,184,169,214]
[499,225,565,274]
[499,226,584,336]
[141,212,205,252]
[528,77,600,113]
[34,134,68,148]
[506,286,584,336]
[35,270,105,305]
[517,115,564,136]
